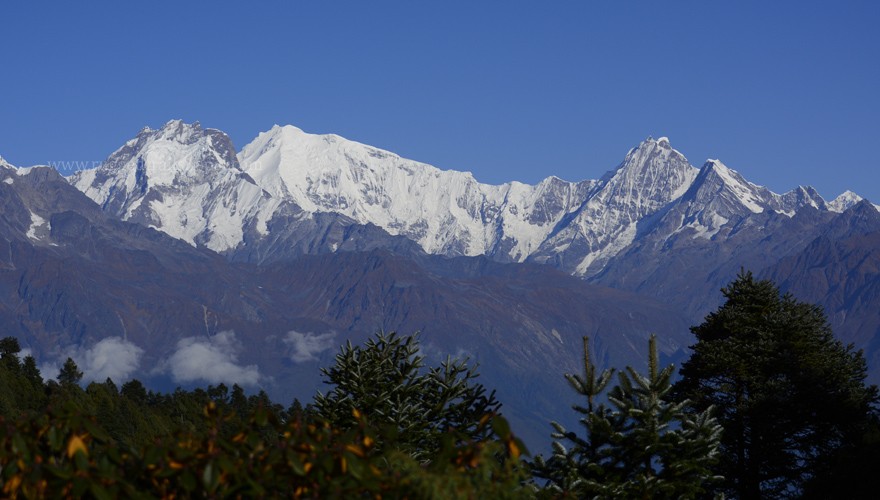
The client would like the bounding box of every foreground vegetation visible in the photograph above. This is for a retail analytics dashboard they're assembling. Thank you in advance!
[0,272,878,498]
[0,333,527,498]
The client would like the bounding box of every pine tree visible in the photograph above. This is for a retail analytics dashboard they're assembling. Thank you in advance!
[673,271,879,498]
[313,331,501,462]
[57,357,83,386]
[21,356,43,386]
[532,336,722,498]
[531,336,615,496]
[603,335,722,498]
[0,337,21,372]
[120,379,148,404]
[286,398,313,423]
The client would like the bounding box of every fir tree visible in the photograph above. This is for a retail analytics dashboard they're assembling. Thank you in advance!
[21,356,43,387]
[0,337,21,371]
[532,336,722,499]
[57,357,83,386]
[531,336,616,495]
[313,331,501,462]
[120,379,148,404]
[603,335,722,498]
[673,271,879,498]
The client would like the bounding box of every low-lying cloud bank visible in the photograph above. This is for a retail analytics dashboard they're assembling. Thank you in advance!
[40,337,144,384]
[81,337,144,383]
[163,331,260,386]
[35,332,262,387]
[284,331,336,363]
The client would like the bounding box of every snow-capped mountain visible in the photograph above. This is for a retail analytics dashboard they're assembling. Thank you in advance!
[71,120,283,252]
[646,159,826,242]
[828,190,865,213]
[238,124,593,261]
[527,137,698,275]
[68,120,874,278]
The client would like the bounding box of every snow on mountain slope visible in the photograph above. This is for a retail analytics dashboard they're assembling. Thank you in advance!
[238,124,591,260]
[828,190,866,213]
[629,158,845,247]
[71,120,282,251]
[701,159,769,213]
[64,120,873,277]
[528,137,699,275]
[696,161,839,219]
[648,159,779,242]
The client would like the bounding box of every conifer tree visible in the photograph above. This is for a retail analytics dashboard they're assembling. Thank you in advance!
[120,379,148,404]
[313,331,501,462]
[532,336,722,499]
[57,357,83,386]
[0,337,21,371]
[531,336,615,495]
[21,356,42,386]
[673,271,879,498]
[603,335,722,498]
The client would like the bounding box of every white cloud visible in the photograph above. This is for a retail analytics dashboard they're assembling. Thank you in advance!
[164,331,260,386]
[39,360,61,382]
[80,337,144,383]
[284,331,336,363]
[36,337,144,384]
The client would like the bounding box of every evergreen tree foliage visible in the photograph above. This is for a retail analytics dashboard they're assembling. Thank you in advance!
[673,271,880,499]
[287,398,313,422]
[0,337,21,371]
[0,344,47,417]
[21,356,43,387]
[531,336,616,494]
[313,331,502,462]
[532,336,722,499]
[120,379,147,404]
[57,357,83,387]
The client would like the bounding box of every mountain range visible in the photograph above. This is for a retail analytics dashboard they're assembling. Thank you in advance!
[3,120,879,449]
[70,121,869,272]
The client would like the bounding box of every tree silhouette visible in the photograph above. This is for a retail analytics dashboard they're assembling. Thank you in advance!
[57,357,83,386]
[674,271,879,498]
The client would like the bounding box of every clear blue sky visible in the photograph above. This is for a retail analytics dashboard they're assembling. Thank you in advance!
[2,1,878,201]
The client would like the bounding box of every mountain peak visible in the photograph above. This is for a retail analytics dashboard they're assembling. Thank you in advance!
[274,124,305,134]
[829,190,865,213]
[690,159,770,214]
[702,159,741,180]
[616,136,689,173]
[544,136,698,276]
[69,121,277,251]
[147,119,206,143]
[66,122,872,281]
[635,135,673,150]
[638,135,675,148]
[609,136,693,184]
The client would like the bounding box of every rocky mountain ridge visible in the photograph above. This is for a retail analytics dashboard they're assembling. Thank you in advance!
[69,120,873,276]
